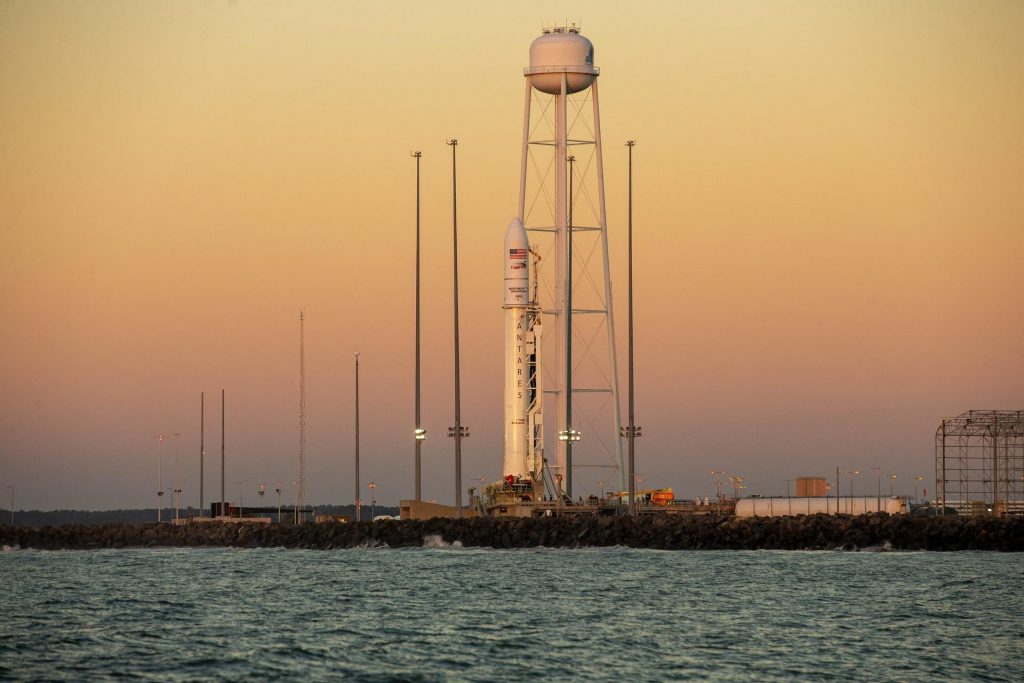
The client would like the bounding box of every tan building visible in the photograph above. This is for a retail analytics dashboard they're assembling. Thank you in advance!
[795,477,829,497]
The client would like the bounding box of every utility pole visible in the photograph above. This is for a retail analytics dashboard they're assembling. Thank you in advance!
[447,138,466,519]
[412,150,424,501]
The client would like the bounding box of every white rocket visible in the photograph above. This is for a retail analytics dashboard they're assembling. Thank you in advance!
[503,217,539,480]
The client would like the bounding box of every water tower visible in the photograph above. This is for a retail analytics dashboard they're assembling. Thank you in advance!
[516,26,623,497]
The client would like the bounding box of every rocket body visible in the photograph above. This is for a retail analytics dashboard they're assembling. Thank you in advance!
[503,218,531,479]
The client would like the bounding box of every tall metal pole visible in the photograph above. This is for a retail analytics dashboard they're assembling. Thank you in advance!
[626,140,636,515]
[298,310,306,519]
[355,351,361,522]
[173,432,181,523]
[200,392,205,517]
[448,138,463,519]
[275,482,282,524]
[220,389,225,518]
[835,465,840,515]
[565,153,574,501]
[413,150,423,501]
[554,73,568,493]
[873,466,881,512]
[154,434,165,522]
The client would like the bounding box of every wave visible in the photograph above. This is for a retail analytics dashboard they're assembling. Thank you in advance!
[421,534,464,549]
[859,541,895,552]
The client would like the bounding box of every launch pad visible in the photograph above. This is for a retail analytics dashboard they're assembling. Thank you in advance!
[405,27,653,520]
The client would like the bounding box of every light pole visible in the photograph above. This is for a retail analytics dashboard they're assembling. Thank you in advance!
[914,476,923,502]
[447,137,466,519]
[275,482,283,524]
[292,480,299,524]
[235,481,243,519]
[872,467,881,512]
[412,150,424,502]
[845,470,859,513]
[354,351,361,523]
[220,389,226,519]
[258,482,265,516]
[565,153,575,501]
[598,480,607,500]
[785,479,793,498]
[710,471,726,501]
[625,140,640,517]
[153,434,166,522]
[7,486,12,527]
[369,481,377,521]
[200,392,205,517]
[889,474,897,498]
[173,432,182,523]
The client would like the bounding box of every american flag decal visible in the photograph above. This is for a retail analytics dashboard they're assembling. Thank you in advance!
[509,248,528,259]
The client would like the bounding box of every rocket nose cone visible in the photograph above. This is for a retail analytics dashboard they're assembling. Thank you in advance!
[504,217,528,249]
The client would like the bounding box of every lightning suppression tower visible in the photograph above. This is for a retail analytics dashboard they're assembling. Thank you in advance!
[519,26,624,495]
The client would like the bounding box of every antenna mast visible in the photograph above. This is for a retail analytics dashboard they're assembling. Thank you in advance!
[298,309,306,518]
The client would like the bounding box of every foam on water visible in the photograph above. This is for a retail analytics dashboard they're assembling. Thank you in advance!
[421,533,464,549]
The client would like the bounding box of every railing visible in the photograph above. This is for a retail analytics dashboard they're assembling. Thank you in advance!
[523,65,599,76]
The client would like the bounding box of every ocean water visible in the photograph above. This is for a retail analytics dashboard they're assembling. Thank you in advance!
[2,543,1022,682]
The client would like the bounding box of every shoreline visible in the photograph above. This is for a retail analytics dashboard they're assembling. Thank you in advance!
[3,513,1023,552]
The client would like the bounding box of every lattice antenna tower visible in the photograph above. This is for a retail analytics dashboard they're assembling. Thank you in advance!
[298,309,307,513]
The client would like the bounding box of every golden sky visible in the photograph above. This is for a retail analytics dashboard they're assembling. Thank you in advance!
[1,1,1022,508]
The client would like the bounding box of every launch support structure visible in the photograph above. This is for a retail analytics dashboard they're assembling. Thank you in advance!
[505,26,624,497]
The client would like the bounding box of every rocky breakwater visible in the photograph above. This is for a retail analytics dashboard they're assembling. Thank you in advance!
[2,514,1022,551]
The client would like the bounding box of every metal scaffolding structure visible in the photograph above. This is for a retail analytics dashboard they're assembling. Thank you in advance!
[935,410,1024,516]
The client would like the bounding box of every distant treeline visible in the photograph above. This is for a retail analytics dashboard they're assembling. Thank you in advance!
[1,505,400,527]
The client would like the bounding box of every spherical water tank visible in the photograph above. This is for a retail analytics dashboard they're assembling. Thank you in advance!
[525,27,598,95]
